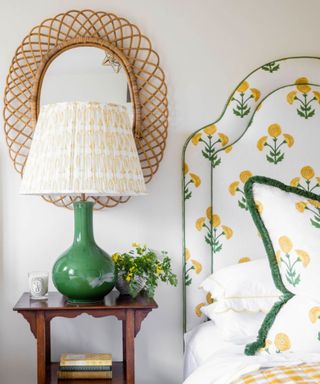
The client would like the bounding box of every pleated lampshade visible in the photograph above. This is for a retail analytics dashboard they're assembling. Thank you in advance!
[20,101,146,196]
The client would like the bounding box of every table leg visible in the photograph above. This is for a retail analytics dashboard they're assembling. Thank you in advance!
[36,311,48,384]
[122,319,127,366]
[125,309,135,384]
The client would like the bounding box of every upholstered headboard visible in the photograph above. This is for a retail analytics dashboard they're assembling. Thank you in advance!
[183,57,320,332]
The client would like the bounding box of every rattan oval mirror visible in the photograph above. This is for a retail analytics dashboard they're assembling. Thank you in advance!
[4,9,168,209]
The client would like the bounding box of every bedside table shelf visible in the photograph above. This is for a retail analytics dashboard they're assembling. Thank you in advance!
[50,362,125,383]
[14,291,157,384]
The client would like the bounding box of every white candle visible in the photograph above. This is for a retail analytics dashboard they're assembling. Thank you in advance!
[28,271,49,299]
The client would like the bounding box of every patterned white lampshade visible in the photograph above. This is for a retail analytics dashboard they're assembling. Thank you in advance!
[20,101,146,196]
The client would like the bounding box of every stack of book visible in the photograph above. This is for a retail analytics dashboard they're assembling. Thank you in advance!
[57,353,112,380]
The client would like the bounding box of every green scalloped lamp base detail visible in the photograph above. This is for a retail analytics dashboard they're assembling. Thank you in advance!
[52,201,116,304]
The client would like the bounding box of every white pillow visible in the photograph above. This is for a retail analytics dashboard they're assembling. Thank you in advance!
[200,259,281,313]
[201,305,265,344]
[244,176,320,355]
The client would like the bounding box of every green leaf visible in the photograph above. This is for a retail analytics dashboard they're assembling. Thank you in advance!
[266,154,275,163]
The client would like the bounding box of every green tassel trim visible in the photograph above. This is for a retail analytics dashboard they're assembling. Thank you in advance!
[243,176,320,356]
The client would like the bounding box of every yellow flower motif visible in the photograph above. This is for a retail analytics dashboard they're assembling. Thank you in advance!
[308,199,320,208]
[192,132,202,145]
[212,214,221,228]
[309,307,320,323]
[224,145,233,153]
[222,225,233,239]
[218,133,229,146]
[206,206,212,221]
[283,133,294,148]
[185,248,191,261]
[238,257,251,263]
[295,249,310,267]
[257,136,268,151]
[156,265,163,274]
[290,177,300,187]
[295,77,311,93]
[301,165,315,180]
[274,333,291,352]
[229,181,240,196]
[250,88,261,102]
[255,200,263,213]
[132,242,141,248]
[184,162,189,175]
[195,217,206,231]
[268,123,282,138]
[275,250,282,264]
[204,124,217,136]
[195,303,205,317]
[112,253,120,263]
[287,90,297,104]
[239,170,253,184]
[279,236,293,254]
[191,259,202,274]
[296,201,307,212]
[190,173,201,187]
[314,91,320,103]
[206,292,214,304]
[237,81,249,93]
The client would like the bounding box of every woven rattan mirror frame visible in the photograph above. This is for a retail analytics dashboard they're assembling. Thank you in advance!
[4,9,168,209]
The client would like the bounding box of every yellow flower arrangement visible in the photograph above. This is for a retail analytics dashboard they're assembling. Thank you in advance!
[231,81,261,118]
[113,244,177,298]
[287,77,318,119]
[191,125,232,167]
[274,333,291,352]
[290,165,320,192]
[195,207,233,253]
[229,170,253,210]
[257,124,294,164]
[277,236,310,287]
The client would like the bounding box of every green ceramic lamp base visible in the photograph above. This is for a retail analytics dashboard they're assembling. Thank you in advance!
[52,201,116,303]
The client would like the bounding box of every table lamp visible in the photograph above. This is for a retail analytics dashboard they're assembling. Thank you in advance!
[20,101,146,303]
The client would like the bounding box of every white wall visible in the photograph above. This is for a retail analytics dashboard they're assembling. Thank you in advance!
[1,1,320,383]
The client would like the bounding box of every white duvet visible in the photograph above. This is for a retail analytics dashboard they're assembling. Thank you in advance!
[184,343,320,384]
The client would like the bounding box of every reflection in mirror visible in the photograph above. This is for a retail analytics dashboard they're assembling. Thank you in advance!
[40,46,133,126]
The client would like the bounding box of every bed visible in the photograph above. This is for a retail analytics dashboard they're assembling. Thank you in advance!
[182,56,320,383]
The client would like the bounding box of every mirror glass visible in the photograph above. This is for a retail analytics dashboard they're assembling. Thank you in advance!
[40,46,133,125]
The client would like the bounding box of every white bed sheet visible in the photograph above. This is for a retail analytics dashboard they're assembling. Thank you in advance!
[184,340,320,384]
[183,321,234,379]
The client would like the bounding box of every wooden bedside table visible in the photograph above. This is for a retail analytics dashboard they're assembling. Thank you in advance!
[13,291,158,384]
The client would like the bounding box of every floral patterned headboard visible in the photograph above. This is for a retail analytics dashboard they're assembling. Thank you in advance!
[182,57,320,333]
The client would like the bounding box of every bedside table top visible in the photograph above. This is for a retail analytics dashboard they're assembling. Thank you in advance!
[13,291,158,311]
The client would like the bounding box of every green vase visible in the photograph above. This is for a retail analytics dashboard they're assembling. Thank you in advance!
[52,201,116,303]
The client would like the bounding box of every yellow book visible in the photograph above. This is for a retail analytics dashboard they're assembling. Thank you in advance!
[58,370,112,379]
[60,353,112,367]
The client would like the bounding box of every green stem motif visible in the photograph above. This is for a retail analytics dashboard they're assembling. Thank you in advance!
[295,93,316,119]
[200,136,222,167]
[184,180,193,200]
[265,138,285,164]
[261,61,280,73]
[185,264,194,286]
[306,206,320,229]
[232,92,253,118]
[204,225,223,253]
[237,189,248,210]
[281,253,301,287]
